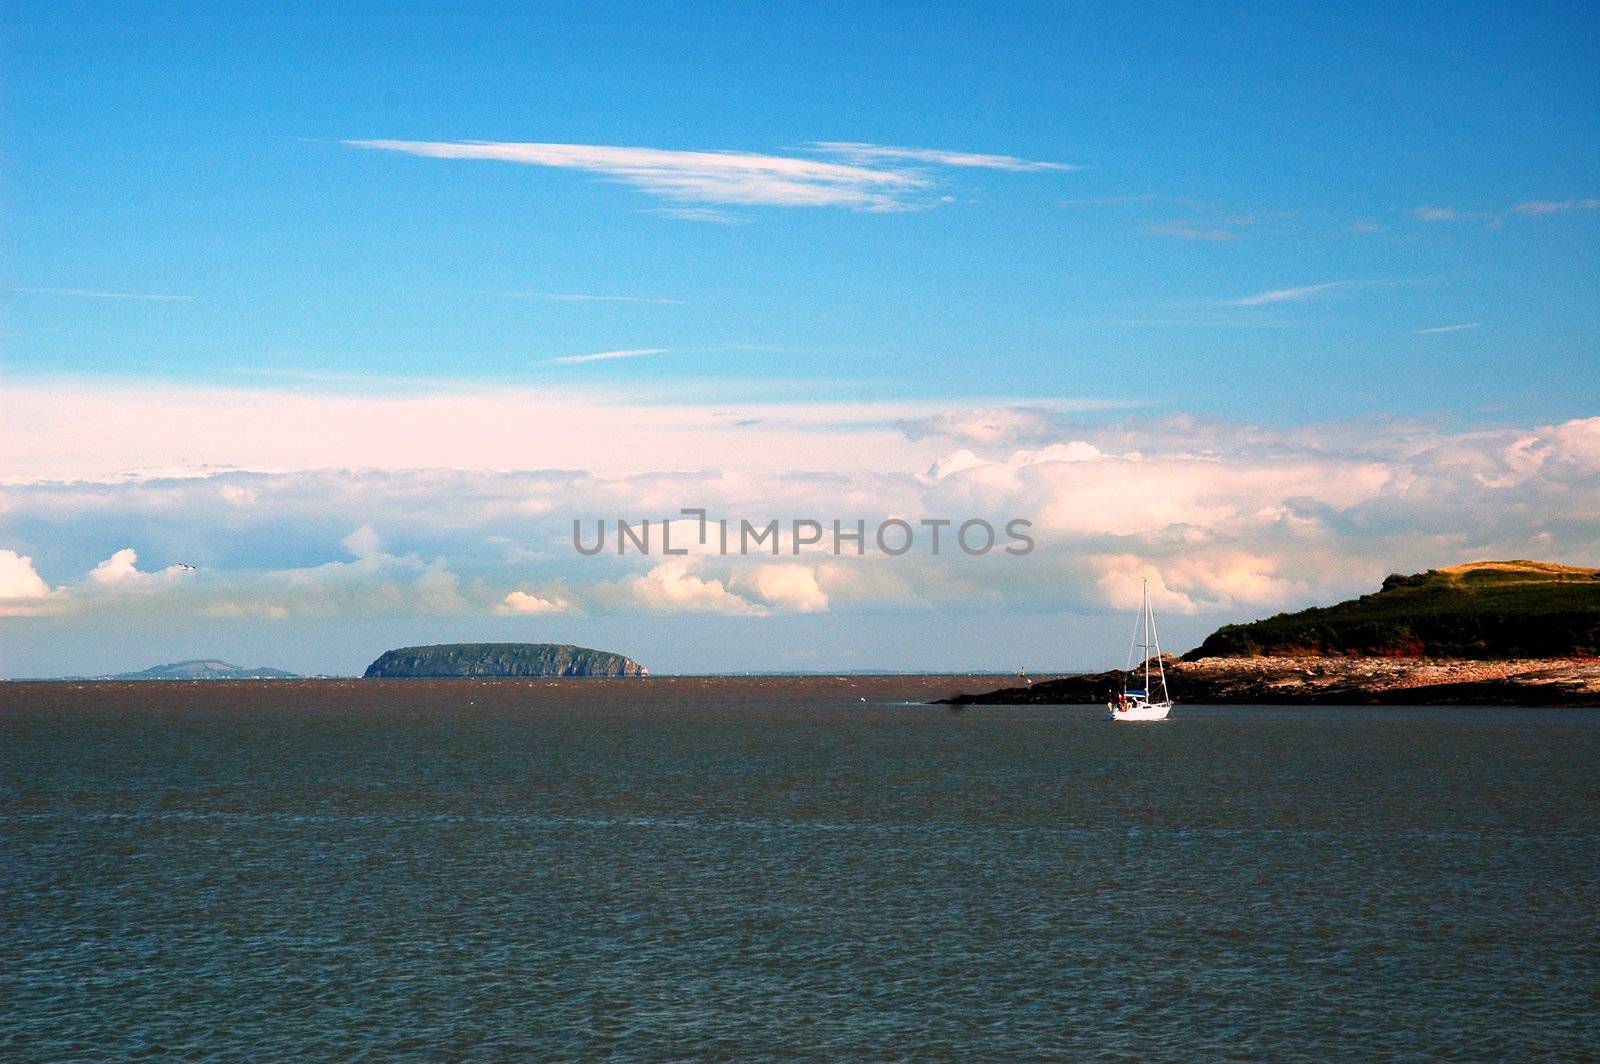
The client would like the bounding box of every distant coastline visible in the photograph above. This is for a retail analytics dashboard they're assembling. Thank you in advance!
[14,560,1597,704]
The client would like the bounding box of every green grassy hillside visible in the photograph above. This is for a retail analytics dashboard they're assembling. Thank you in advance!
[1186,560,1600,660]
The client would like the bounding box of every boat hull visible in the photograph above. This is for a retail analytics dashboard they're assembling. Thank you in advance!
[1108,700,1172,722]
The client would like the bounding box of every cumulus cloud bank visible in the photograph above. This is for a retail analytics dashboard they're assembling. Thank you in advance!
[3,407,1596,630]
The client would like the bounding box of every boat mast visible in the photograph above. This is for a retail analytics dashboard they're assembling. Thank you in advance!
[1150,587,1168,703]
[1142,578,1151,697]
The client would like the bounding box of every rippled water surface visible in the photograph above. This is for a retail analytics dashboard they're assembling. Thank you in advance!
[4,678,1599,1060]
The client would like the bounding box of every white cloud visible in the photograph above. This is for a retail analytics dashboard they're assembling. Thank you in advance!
[1094,555,1201,613]
[807,142,1078,172]
[80,548,194,593]
[414,561,469,614]
[1010,441,1106,466]
[598,558,766,615]
[239,549,471,621]
[904,407,1060,447]
[925,440,1104,488]
[1544,416,1600,469]
[4,381,1114,480]
[1163,553,1301,610]
[1511,198,1599,215]
[746,563,830,612]
[1414,323,1480,335]
[537,348,667,367]
[1093,552,1300,615]
[928,449,989,480]
[641,206,748,224]
[344,139,1073,213]
[1143,220,1242,241]
[89,548,144,585]
[207,601,288,620]
[498,590,572,614]
[1415,205,1458,222]
[5,401,1600,629]
[1030,450,1392,538]
[341,524,384,559]
[1221,282,1346,307]
[1413,198,1596,225]
[345,139,927,211]
[0,550,51,599]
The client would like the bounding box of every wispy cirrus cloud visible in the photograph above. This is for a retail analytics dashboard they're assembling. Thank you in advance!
[1414,322,1480,335]
[344,140,922,210]
[1416,197,1597,224]
[1141,205,1287,242]
[344,139,1074,213]
[1142,219,1243,241]
[8,286,194,301]
[805,141,1078,172]
[537,347,668,367]
[1219,282,1347,307]
[1059,193,1163,207]
[1512,198,1600,215]
[640,206,748,224]
[1060,193,1268,241]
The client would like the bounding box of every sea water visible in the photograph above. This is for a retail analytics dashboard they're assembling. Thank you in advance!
[3,678,1598,1060]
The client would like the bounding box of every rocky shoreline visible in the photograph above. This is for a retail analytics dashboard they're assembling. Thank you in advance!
[937,655,1600,707]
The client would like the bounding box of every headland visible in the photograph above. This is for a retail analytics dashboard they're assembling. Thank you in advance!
[944,561,1600,707]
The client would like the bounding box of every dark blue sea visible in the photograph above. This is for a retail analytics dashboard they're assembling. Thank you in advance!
[4,677,1598,1061]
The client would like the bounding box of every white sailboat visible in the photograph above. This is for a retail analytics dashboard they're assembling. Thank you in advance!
[1108,578,1173,721]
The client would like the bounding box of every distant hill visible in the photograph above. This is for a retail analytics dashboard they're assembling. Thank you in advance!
[1186,560,1600,660]
[107,659,299,680]
[363,643,647,678]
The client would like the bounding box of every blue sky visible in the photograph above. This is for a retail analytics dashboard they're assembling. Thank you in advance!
[2,2,1598,674]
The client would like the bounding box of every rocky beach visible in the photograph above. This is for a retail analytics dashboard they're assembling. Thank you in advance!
[938,654,1600,707]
